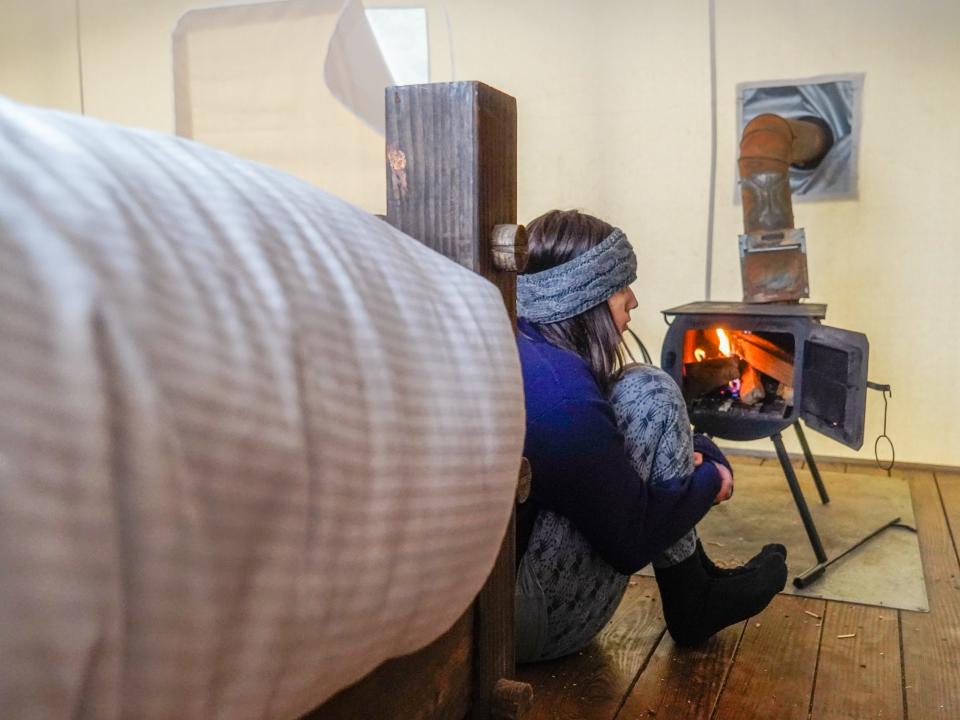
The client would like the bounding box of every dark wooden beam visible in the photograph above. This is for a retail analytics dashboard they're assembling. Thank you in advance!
[385,81,524,720]
[311,611,473,720]
[385,81,518,323]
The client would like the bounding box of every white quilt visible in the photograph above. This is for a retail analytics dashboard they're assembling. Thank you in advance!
[0,97,524,720]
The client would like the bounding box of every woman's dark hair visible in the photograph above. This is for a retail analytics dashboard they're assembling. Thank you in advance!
[522,209,625,394]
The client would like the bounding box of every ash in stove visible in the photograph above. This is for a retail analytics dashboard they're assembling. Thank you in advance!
[690,388,791,420]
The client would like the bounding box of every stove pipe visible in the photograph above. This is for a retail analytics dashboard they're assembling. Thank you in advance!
[738,113,831,234]
[737,114,832,303]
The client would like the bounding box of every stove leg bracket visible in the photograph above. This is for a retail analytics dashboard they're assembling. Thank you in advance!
[794,421,830,505]
[771,426,901,589]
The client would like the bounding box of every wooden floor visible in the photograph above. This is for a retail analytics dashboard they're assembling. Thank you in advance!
[517,459,960,720]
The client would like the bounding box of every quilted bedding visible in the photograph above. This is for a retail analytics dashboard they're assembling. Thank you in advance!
[0,97,524,720]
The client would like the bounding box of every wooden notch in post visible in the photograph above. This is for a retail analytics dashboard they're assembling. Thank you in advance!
[491,224,528,273]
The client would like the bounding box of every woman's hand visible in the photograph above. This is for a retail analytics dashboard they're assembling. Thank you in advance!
[694,442,732,503]
[695,449,731,503]
[713,461,734,504]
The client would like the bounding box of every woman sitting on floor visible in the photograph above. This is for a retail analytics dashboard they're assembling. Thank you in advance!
[514,209,787,661]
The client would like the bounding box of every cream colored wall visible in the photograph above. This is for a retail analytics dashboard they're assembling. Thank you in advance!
[0,0,82,112]
[710,0,960,465]
[446,0,960,466]
[1,0,388,211]
[1,0,957,465]
[445,0,715,381]
[83,0,390,211]
[77,0,193,131]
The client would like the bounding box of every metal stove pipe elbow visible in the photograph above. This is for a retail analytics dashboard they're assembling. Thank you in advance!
[738,114,831,234]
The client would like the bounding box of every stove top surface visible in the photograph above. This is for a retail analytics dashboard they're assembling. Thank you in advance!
[662,301,827,319]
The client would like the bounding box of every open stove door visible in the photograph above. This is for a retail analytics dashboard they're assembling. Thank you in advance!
[800,325,869,449]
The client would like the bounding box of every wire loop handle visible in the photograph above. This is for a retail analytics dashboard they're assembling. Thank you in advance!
[867,381,895,473]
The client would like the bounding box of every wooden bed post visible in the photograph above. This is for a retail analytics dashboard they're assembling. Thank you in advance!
[386,81,521,324]
[386,81,532,720]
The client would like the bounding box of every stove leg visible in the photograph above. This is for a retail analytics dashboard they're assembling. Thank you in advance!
[794,421,830,505]
[772,430,906,589]
[772,431,829,586]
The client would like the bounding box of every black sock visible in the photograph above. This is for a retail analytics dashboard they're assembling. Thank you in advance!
[654,551,787,647]
[697,540,787,577]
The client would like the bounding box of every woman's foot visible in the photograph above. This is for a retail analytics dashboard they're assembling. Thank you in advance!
[696,539,787,577]
[654,550,788,647]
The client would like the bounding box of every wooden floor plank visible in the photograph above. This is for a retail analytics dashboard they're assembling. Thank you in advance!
[310,610,472,720]
[517,576,664,720]
[900,470,960,718]
[808,460,847,473]
[712,595,824,720]
[616,622,743,720]
[810,603,903,720]
[853,465,893,477]
[760,456,802,470]
[850,463,909,479]
[935,469,960,561]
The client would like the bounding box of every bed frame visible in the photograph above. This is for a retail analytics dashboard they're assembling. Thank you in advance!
[304,81,533,720]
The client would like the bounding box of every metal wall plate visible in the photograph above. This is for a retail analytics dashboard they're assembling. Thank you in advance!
[739,227,810,303]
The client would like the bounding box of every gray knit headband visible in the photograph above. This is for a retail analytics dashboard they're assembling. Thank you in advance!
[517,228,637,323]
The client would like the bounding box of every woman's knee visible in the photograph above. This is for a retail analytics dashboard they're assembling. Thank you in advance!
[611,364,688,424]
[610,364,693,480]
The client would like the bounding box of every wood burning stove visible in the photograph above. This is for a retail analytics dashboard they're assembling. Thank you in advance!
[657,112,898,588]
[658,301,894,588]
[660,301,869,450]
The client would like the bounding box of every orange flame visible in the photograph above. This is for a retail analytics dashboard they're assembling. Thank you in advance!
[694,348,706,362]
[716,328,731,357]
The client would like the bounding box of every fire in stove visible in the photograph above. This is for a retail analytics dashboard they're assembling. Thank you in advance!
[682,327,796,420]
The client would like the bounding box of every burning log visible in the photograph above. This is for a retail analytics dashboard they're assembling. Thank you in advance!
[740,364,765,405]
[735,333,794,386]
[778,383,795,405]
[683,356,741,400]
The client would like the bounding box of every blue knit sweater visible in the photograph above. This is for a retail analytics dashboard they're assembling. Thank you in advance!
[517,319,722,574]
